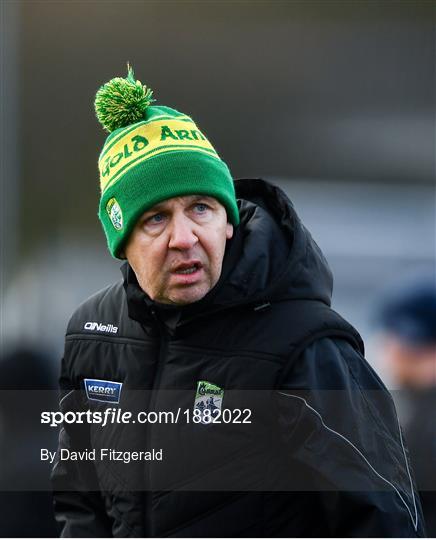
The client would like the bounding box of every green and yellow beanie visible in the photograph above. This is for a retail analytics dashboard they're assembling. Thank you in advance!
[94,66,239,259]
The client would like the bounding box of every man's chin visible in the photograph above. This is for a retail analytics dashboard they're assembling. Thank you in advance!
[167,284,210,306]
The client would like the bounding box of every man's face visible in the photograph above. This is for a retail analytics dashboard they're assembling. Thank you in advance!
[124,195,234,305]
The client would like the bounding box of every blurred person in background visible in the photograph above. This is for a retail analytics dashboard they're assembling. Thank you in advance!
[0,348,60,537]
[376,278,436,536]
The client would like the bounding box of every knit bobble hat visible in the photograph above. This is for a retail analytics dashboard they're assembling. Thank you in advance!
[94,65,239,259]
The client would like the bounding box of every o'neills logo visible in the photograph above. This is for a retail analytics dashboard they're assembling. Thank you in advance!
[84,321,118,334]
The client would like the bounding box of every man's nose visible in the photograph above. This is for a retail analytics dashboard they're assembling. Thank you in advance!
[168,215,199,250]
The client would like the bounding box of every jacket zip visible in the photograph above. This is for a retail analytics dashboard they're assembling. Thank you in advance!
[143,309,169,537]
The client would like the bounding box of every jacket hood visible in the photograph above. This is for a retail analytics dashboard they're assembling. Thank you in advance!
[221,178,333,307]
[122,178,333,326]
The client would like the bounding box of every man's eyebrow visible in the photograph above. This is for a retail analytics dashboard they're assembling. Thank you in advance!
[142,202,167,215]
[190,195,217,204]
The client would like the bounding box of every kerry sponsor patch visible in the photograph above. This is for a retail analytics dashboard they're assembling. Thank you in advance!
[194,380,224,424]
[84,378,123,404]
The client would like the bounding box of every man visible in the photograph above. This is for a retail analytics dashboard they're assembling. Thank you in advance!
[376,280,436,536]
[52,67,425,537]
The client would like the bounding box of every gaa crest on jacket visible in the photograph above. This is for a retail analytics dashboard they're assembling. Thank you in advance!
[193,380,224,424]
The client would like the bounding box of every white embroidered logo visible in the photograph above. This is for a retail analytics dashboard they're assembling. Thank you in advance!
[84,321,118,334]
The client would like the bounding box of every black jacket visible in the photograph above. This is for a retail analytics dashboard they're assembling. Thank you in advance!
[52,179,425,537]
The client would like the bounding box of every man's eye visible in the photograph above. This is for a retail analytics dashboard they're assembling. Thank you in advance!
[147,213,165,225]
[194,203,210,213]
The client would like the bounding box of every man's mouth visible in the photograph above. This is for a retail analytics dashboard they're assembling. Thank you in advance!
[176,266,198,275]
[172,262,203,275]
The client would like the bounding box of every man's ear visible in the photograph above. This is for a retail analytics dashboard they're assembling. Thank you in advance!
[226,223,234,240]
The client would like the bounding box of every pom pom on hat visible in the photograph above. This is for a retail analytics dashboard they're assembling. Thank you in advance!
[94,63,155,133]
